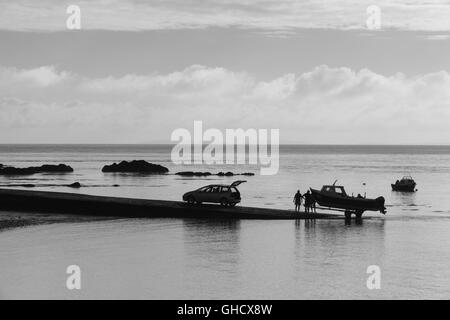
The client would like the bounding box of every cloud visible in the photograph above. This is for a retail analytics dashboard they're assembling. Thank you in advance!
[2,0,450,32]
[11,66,69,87]
[0,66,63,86]
[1,64,450,144]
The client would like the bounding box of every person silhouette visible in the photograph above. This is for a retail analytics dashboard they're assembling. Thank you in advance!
[293,190,302,212]
[311,193,317,213]
[304,190,312,213]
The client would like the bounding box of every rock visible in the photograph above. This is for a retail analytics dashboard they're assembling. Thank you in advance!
[0,164,74,175]
[176,171,212,176]
[102,160,169,174]
[177,171,255,177]
[38,164,73,173]
[218,171,234,176]
[67,182,81,188]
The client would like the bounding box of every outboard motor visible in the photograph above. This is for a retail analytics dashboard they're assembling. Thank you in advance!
[376,196,386,214]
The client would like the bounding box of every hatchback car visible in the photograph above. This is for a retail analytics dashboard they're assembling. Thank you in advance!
[182,180,246,206]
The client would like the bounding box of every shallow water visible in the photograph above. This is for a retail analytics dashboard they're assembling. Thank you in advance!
[1,145,450,299]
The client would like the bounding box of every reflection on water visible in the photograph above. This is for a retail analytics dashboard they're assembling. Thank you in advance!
[182,219,241,243]
[295,218,386,261]
[182,219,241,271]
[1,215,450,299]
[390,191,418,207]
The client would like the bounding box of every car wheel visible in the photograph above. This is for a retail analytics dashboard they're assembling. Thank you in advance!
[187,195,195,205]
[229,202,237,207]
[220,198,228,206]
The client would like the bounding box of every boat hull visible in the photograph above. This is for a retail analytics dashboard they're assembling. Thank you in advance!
[310,188,386,214]
[391,183,416,192]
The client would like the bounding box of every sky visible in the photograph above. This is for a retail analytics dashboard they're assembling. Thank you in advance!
[1,0,450,144]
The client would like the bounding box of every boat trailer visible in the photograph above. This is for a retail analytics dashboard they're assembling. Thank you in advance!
[314,206,366,219]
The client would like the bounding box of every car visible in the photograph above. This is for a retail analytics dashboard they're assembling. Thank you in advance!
[182,180,246,206]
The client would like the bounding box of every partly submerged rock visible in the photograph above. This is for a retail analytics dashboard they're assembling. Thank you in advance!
[0,183,35,188]
[217,172,234,176]
[176,171,255,177]
[175,171,212,176]
[67,182,82,188]
[38,164,73,173]
[102,160,169,174]
[0,164,74,175]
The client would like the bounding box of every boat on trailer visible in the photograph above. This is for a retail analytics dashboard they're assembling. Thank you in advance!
[310,182,386,219]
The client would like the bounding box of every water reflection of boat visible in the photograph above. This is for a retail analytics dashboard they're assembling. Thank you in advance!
[391,176,416,192]
[310,182,386,219]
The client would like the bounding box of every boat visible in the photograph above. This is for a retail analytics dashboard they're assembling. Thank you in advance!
[310,182,386,218]
[391,176,416,192]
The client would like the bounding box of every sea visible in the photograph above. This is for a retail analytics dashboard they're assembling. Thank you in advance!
[0,144,450,299]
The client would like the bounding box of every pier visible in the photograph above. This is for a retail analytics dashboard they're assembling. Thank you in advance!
[0,188,341,220]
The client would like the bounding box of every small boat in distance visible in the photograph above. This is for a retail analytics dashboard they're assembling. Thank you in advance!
[310,182,386,218]
[392,176,417,192]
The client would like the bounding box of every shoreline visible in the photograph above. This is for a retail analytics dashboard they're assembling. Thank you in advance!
[0,188,342,220]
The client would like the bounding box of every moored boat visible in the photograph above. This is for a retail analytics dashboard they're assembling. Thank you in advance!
[310,183,386,218]
[391,176,416,192]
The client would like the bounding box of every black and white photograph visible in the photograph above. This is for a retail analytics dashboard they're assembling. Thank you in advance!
[1,0,450,306]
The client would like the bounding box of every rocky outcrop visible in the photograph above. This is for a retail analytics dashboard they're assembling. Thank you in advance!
[67,182,82,188]
[0,164,74,175]
[217,172,233,176]
[176,171,255,177]
[1,184,36,188]
[102,160,169,174]
[176,171,212,177]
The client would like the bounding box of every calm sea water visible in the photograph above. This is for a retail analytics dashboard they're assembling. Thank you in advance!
[1,144,450,299]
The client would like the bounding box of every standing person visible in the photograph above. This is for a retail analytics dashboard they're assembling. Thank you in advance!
[311,193,317,213]
[304,190,312,213]
[293,190,302,212]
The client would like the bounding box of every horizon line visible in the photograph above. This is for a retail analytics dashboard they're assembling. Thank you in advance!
[1,143,450,147]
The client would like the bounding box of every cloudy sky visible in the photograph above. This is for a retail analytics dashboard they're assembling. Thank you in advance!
[1,0,450,144]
